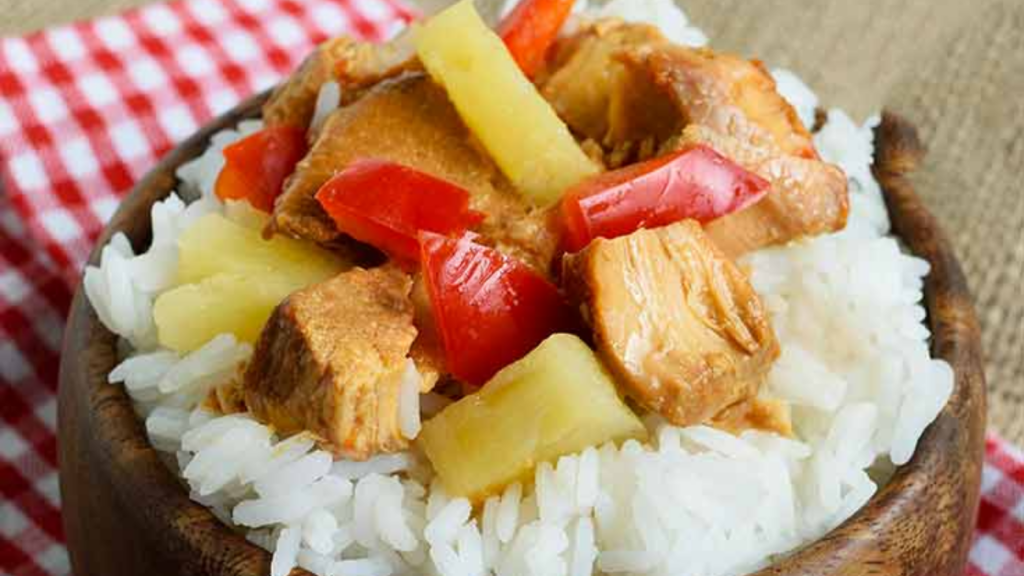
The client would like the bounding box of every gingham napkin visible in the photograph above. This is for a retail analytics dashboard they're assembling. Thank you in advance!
[0,1,1020,575]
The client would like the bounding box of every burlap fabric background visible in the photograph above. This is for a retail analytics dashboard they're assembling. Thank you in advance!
[3,0,1021,443]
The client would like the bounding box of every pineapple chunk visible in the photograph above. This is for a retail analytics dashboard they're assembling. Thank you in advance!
[154,274,300,352]
[415,0,598,205]
[175,213,346,287]
[418,333,645,501]
[223,199,271,230]
[154,213,348,352]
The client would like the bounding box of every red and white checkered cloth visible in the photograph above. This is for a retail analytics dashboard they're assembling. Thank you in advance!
[0,0,1020,575]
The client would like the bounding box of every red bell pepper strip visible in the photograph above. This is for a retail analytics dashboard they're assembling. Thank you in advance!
[316,159,485,266]
[497,0,577,78]
[560,145,770,252]
[420,231,574,387]
[214,126,307,213]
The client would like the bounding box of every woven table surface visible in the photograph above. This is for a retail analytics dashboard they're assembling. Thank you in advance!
[2,0,1021,445]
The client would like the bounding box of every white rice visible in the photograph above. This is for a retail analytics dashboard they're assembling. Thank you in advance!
[591,0,707,47]
[310,81,341,135]
[501,0,707,47]
[397,359,423,440]
[84,3,954,575]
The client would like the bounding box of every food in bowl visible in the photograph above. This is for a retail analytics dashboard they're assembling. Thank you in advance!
[82,0,955,575]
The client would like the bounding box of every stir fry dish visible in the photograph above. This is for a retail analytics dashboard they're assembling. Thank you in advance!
[162,0,850,501]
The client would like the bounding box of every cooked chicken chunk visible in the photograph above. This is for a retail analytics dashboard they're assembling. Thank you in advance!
[540,20,677,166]
[269,72,559,274]
[682,125,848,259]
[243,265,424,459]
[263,34,416,130]
[625,42,816,160]
[540,22,848,255]
[629,45,849,256]
[563,220,779,427]
[545,24,813,159]
[483,205,563,276]
[269,73,515,243]
[709,397,793,437]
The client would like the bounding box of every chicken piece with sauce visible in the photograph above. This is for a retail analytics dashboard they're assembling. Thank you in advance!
[269,72,561,275]
[540,21,848,255]
[624,42,816,160]
[539,20,681,167]
[262,34,417,130]
[243,265,431,460]
[710,397,793,437]
[563,220,779,427]
[684,124,849,258]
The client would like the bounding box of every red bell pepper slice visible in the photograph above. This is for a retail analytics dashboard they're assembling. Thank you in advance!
[497,0,577,78]
[420,231,574,387]
[560,145,770,252]
[214,126,307,213]
[315,159,484,266]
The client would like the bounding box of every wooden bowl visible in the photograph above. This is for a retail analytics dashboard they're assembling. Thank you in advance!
[58,95,986,576]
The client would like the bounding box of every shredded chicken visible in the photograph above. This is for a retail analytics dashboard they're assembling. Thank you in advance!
[563,220,779,427]
[243,265,427,459]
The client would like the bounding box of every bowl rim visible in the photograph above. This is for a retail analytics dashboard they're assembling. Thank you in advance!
[57,93,987,576]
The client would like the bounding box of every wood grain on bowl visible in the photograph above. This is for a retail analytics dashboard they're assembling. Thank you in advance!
[58,96,986,576]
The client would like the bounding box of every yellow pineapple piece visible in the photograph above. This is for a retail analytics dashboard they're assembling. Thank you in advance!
[154,274,300,353]
[223,199,271,230]
[418,333,645,501]
[154,213,349,352]
[175,213,346,287]
[414,0,598,205]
